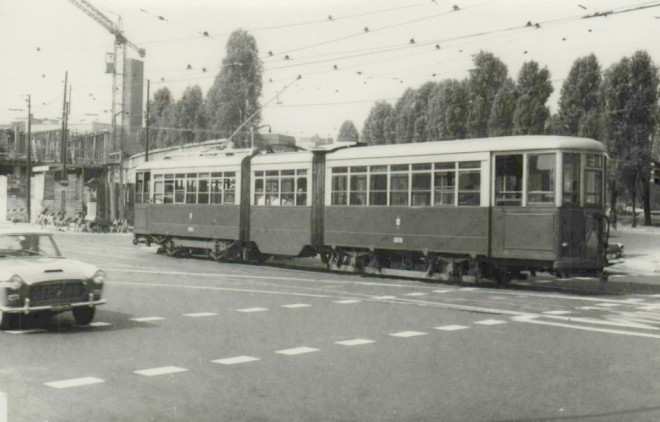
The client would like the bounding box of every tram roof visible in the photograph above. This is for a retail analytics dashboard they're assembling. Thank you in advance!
[135,151,249,171]
[327,136,604,161]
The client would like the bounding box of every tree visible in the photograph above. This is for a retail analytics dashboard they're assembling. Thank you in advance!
[513,61,553,135]
[155,103,180,148]
[362,102,395,145]
[205,29,263,147]
[177,85,206,144]
[148,87,173,146]
[394,88,417,143]
[467,51,509,137]
[602,51,659,226]
[557,54,602,136]
[336,120,359,143]
[488,78,517,136]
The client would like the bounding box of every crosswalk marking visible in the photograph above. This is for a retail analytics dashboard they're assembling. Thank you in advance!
[434,325,469,331]
[595,303,622,308]
[372,295,396,300]
[183,312,218,317]
[236,307,269,313]
[134,366,188,376]
[543,310,573,315]
[275,347,319,356]
[404,292,426,297]
[474,319,507,326]
[44,377,105,389]
[433,289,452,294]
[334,299,361,304]
[389,331,427,338]
[130,316,165,322]
[5,329,46,334]
[212,356,260,365]
[87,322,112,327]
[334,339,375,346]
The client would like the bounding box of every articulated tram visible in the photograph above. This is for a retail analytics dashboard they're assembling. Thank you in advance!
[133,136,609,284]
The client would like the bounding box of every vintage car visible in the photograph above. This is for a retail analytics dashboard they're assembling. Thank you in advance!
[0,225,106,329]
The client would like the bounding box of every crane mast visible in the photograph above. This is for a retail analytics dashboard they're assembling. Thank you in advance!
[67,0,145,220]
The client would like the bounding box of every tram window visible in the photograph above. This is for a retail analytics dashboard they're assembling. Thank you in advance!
[198,178,209,204]
[135,173,144,204]
[153,180,164,204]
[265,176,279,206]
[296,176,307,206]
[211,178,223,204]
[390,173,409,206]
[434,164,455,206]
[369,171,387,206]
[173,178,185,203]
[224,174,236,204]
[281,177,295,206]
[527,154,555,205]
[350,174,367,206]
[584,154,603,206]
[562,153,581,206]
[254,177,264,205]
[495,155,523,206]
[332,174,348,205]
[164,179,174,204]
[297,169,307,176]
[412,173,431,206]
[458,161,481,206]
[185,178,197,204]
[144,173,150,203]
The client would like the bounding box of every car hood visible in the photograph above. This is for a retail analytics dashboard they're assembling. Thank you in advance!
[0,257,99,284]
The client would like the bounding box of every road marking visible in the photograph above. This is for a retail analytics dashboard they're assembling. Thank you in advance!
[623,299,646,303]
[371,295,396,300]
[134,366,188,376]
[44,377,105,389]
[212,356,260,365]
[433,289,452,294]
[334,339,375,346]
[236,307,269,313]
[281,304,311,309]
[638,305,660,311]
[474,319,507,326]
[489,296,506,300]
[577,306,603,311]
[404,292,427,297]
[334,299,361,304]
[5,329,46,334]
[595,303,621,308]
[459,288,478,291]
[512,314,660,339]
[543,310,573,315]
[130,316,165,322]
[275,347,319,356]
[434,325,469,331]
[183,312,218,317]
[389,331,427,338]
[85,322,112,328]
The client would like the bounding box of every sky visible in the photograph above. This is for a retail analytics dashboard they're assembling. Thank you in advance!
[1,0,660,140]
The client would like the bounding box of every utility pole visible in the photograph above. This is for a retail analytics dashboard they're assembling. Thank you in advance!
[145,79,150,162]
[61,71,68,182]
[26,95,32,223]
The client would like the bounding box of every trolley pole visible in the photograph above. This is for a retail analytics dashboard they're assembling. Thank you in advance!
[145,79,150,162]
[26,95,32,223]
[61,71,68,181]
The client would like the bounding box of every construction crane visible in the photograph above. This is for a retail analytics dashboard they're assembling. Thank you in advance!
[67,0,146,220]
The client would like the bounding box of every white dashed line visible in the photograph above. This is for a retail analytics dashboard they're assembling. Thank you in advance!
[434,325,469,331]
[371,295,396,300]
[212,356,260,365]
[183,312,218,317]
[134,366,188,376]
[474,319,507,326]
[459,288,478,292]
[281,304,311,309]
[130,316,165,322]
[334,339,375,346]
[543,310,573,315]
[236,307,269,313]
[334,299,361,304]
[275,347,319,356]
[577,306,603,311]
[433,289,452,294]
[88,322,112,327]
[44,377,105,389]
[389,331,427,338]
[5,329,46,334]
[404,292,427,297]
[595,303,622,308]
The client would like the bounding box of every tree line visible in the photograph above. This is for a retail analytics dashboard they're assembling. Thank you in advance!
[358,50,659,226]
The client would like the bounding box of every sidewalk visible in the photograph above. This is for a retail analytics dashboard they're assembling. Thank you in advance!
[607,224,660,275]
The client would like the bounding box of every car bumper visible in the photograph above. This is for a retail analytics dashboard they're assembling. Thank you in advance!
[0,295,107,314]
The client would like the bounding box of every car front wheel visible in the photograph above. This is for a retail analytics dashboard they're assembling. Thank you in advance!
[73,307,95,325]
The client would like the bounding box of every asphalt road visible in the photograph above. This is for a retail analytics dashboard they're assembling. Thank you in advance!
[1,232,660,422]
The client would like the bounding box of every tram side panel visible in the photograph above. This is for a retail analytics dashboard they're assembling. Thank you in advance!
[489,207,558,262]
[324,206,489,255]
[250,207,312,256]
[145,204,240,240]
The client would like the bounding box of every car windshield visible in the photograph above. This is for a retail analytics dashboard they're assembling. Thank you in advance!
[0,234,62,258]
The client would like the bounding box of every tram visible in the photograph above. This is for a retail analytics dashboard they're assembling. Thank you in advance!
[133,136,609,284]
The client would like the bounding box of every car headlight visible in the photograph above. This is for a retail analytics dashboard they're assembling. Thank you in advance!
[8,275,24,290]
[92,270,106,284]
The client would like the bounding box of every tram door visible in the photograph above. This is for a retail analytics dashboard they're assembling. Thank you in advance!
[134,171,150,232]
